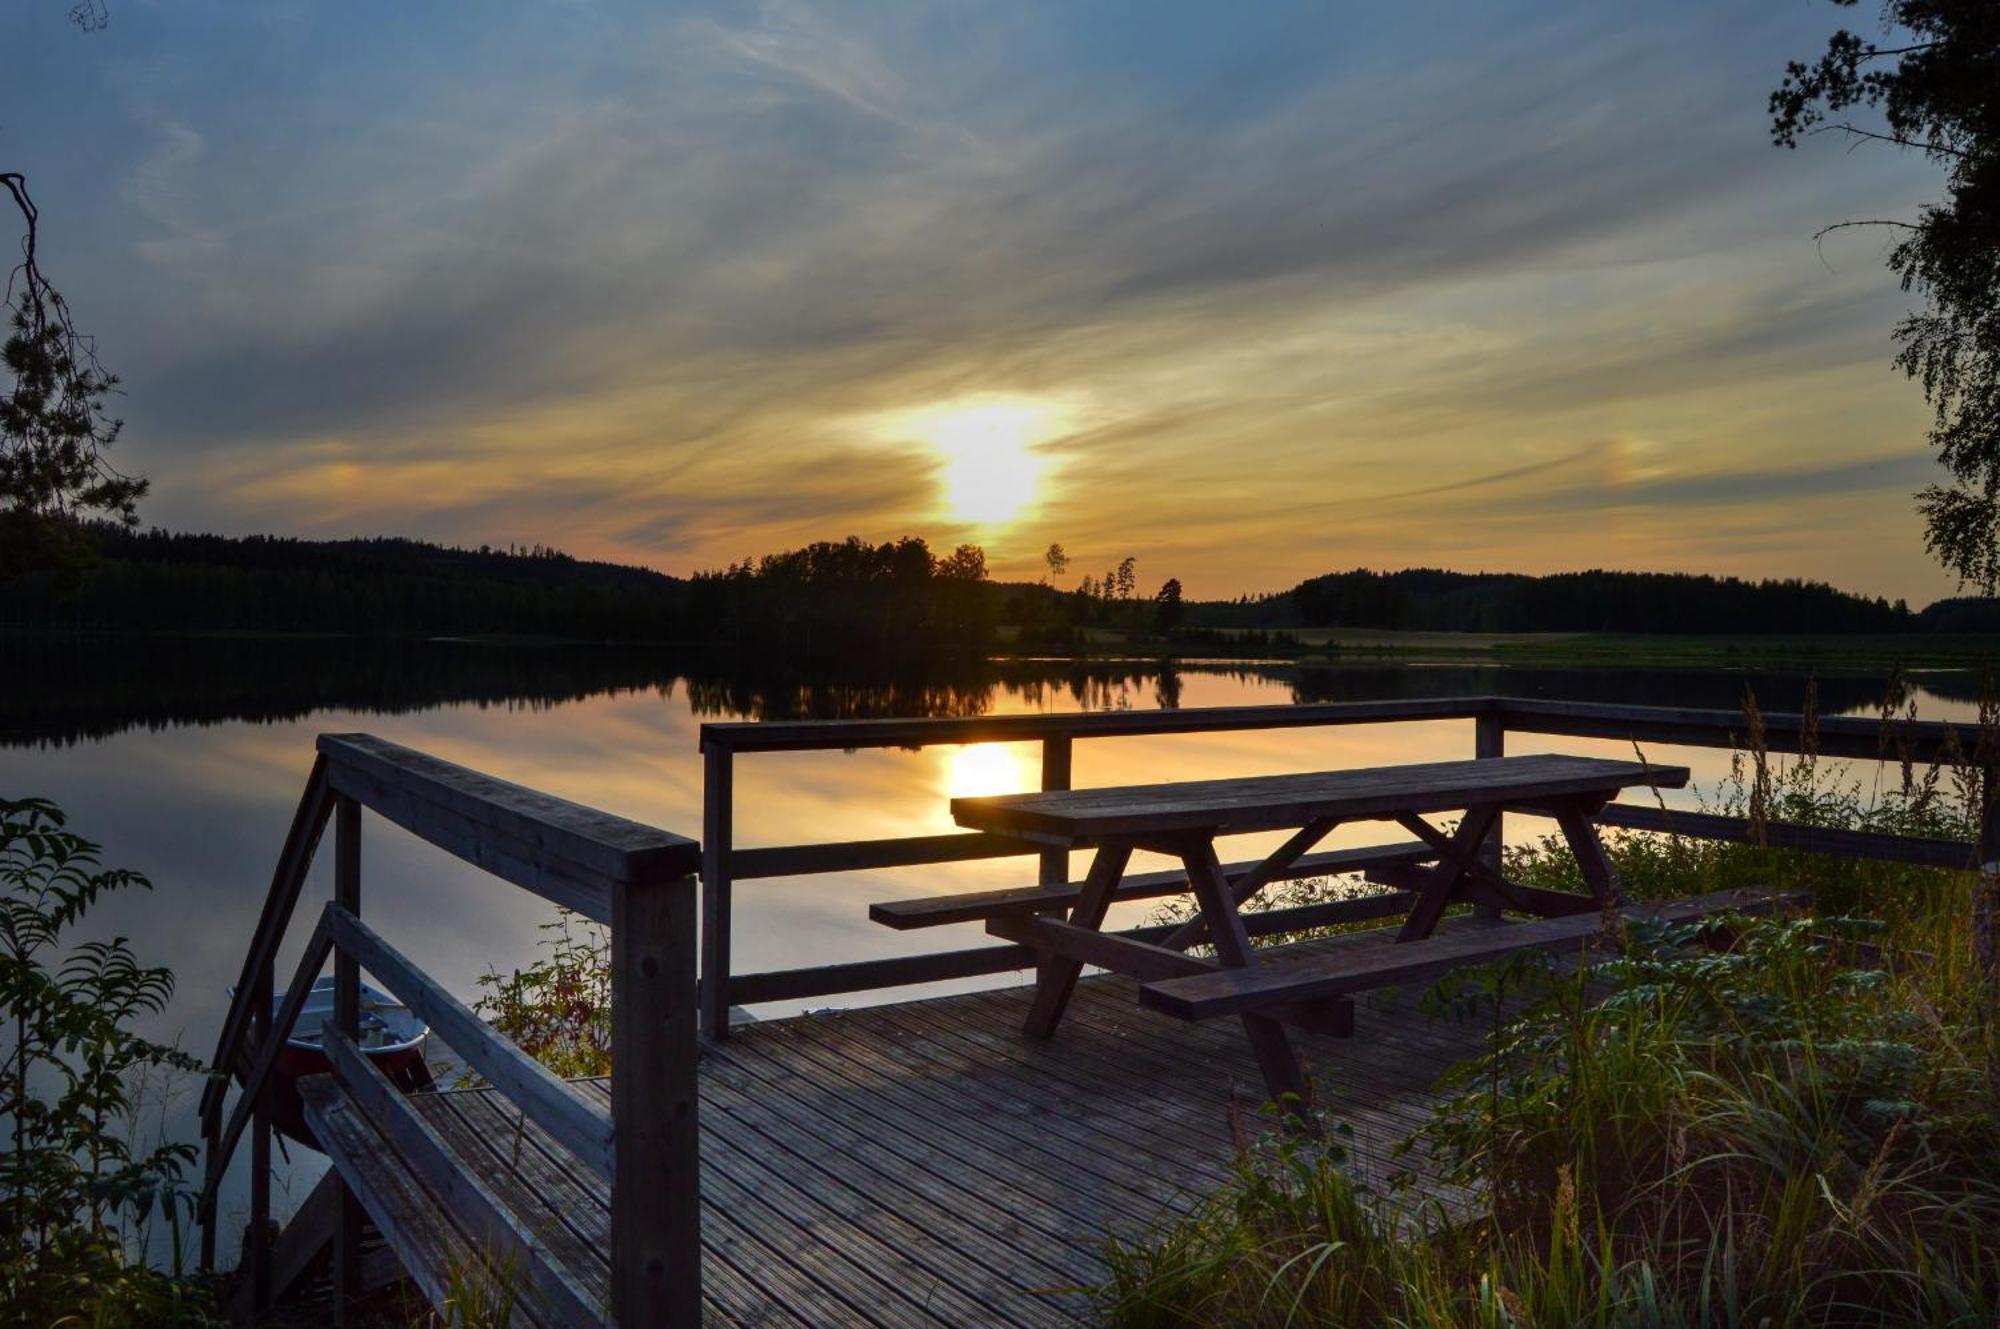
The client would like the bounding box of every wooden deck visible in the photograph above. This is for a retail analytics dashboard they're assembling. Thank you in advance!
[408,925,1498,1327]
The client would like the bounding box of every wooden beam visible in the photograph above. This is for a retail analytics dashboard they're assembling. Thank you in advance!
[1142,887,1808,1021]
[1159,817,1339,951]
[323,1029,601,1326]
[332,797,362,1325]
[1474,712,1505,921]
[732,831,1032,880]
[323,905,616,1184]
[868,842,1434,930]
[1494,698,1969,765]
[203,757,334,1129]
[202,912,333,1231]
[988,913,1213,983]
[1022,846,1134,1038]
[610,871,702,1329]
[318,733,698,884]
[700,744,732,1041]
[700,697,1496,753]
[1594,802,1979,869]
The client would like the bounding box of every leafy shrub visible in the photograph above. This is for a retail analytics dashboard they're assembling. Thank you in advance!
[0,796,218,1326]
[472,911,612,1080]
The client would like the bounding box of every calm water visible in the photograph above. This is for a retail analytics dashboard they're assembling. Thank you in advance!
[0,636,1981,1237]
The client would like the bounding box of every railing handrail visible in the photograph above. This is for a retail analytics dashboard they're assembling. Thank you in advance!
[201,733,702,1326]
[699,694,1980,760]
[696,692,1997,1036]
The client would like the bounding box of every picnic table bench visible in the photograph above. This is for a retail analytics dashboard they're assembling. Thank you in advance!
[889,752,1790,1112]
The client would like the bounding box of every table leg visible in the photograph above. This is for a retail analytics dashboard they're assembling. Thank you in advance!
[1179,839,1313,1114]
[1395,805,1499,942]
[1555,807,1625,908]
[1022,843,1134,1039]
[1159,816,1339,952]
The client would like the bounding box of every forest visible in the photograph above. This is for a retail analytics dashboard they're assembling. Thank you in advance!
[1195,567,1942,635]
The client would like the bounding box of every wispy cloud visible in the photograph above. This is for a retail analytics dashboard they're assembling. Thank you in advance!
[0,0,1951,597]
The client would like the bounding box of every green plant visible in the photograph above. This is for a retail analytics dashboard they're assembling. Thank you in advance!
[472,910,612,1080]
[0,796,218,1327]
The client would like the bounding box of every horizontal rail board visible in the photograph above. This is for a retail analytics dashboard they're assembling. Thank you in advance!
[320,734,699,885]
[324,1030,599,1326]
[326,761,619,925]
[324,905,617,1185]
[732,832,1033,879]
[702,697,1489,753]
[1494,699,1973,765]
[870,842,1434,929]
[1596,802,1979,869]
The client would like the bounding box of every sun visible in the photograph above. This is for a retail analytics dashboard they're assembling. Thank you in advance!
[886,395,1068,527]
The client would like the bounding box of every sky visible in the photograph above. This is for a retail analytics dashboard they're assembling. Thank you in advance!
[1,0,1960,602]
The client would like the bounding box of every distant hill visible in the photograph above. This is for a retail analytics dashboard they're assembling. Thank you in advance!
[0,527,694,639]
[1189,567,1928,635]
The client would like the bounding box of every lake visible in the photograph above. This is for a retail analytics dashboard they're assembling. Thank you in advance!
[1,635,1982,1238]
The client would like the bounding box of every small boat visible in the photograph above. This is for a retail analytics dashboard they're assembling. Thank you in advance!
[229,977,432,1151]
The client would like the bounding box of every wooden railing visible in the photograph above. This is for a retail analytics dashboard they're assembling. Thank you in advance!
[197,734,702,1327]
[696,694,1999,1038]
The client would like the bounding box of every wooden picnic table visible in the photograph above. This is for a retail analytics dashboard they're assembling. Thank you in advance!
[950,753,1692,1109]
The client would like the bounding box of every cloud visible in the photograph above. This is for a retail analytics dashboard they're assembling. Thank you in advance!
[0,0,1948,598]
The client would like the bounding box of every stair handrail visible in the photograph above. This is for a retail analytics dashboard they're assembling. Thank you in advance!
[198,733,702,1327]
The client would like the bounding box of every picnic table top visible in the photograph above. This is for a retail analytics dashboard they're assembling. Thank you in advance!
[951,752,1690,844]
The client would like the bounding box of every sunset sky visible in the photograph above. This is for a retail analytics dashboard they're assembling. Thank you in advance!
[4,1,1955,601]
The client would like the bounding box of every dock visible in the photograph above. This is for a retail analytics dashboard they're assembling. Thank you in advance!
[406,959,1481,1327]
[200,699,1990,1326]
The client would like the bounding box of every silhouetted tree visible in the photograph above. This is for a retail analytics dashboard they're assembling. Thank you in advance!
[1772,2,2000,586]
[1154,577,1185,632]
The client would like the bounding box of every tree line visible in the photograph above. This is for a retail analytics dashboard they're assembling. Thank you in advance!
[1198,567,1950,636]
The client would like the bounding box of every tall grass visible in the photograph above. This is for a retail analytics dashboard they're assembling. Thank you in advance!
[1100,687,2000,1328]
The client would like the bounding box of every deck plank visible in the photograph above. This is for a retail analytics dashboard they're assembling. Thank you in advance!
[399,928,1507,1327]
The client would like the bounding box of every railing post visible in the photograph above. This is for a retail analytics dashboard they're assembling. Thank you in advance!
[1039,735,1073,888]
[1474,711,1505,920]
[701,743,734,1041]
[612,870,702,1327]
[248,963,273,1311]
[198,1114,218,1270]
[332,795,363,1324]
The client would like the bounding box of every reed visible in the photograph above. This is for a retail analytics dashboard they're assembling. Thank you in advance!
[1099,685,2000,1328]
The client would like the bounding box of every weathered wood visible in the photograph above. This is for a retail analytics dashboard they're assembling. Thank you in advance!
[325,760,619,924]
[701,744,732,1042]
[248,968,273,1316]
[297,1077,551,1329]
[203,757,334,1131]
[1474,713,1505,921]
[610,872,702,1329]
[1141,887,1807,1021]
[1177,839,1311,1110]
[1039,736,1074,890]
[1022,846,1134,1038]
[205,913,333,1231]
[1493,697,1968,765]
[318,733,699,885]
[332,796,363,1326]
[734,832,1032,881]
[727,944,1040,1006]
[323,1028,601,1325]
[1160,816,1339,951]
[701,697,1493,753]
[1594,802,1980,868]
[952,754,1688,844]
[988,914,1213,983]
[1396,807,1500,942]
[869,842,1433,930]
[1556,807,1624,908]
[322,905,617,1183]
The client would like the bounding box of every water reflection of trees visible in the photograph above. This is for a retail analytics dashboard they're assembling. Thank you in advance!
[0,633,1944,746]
